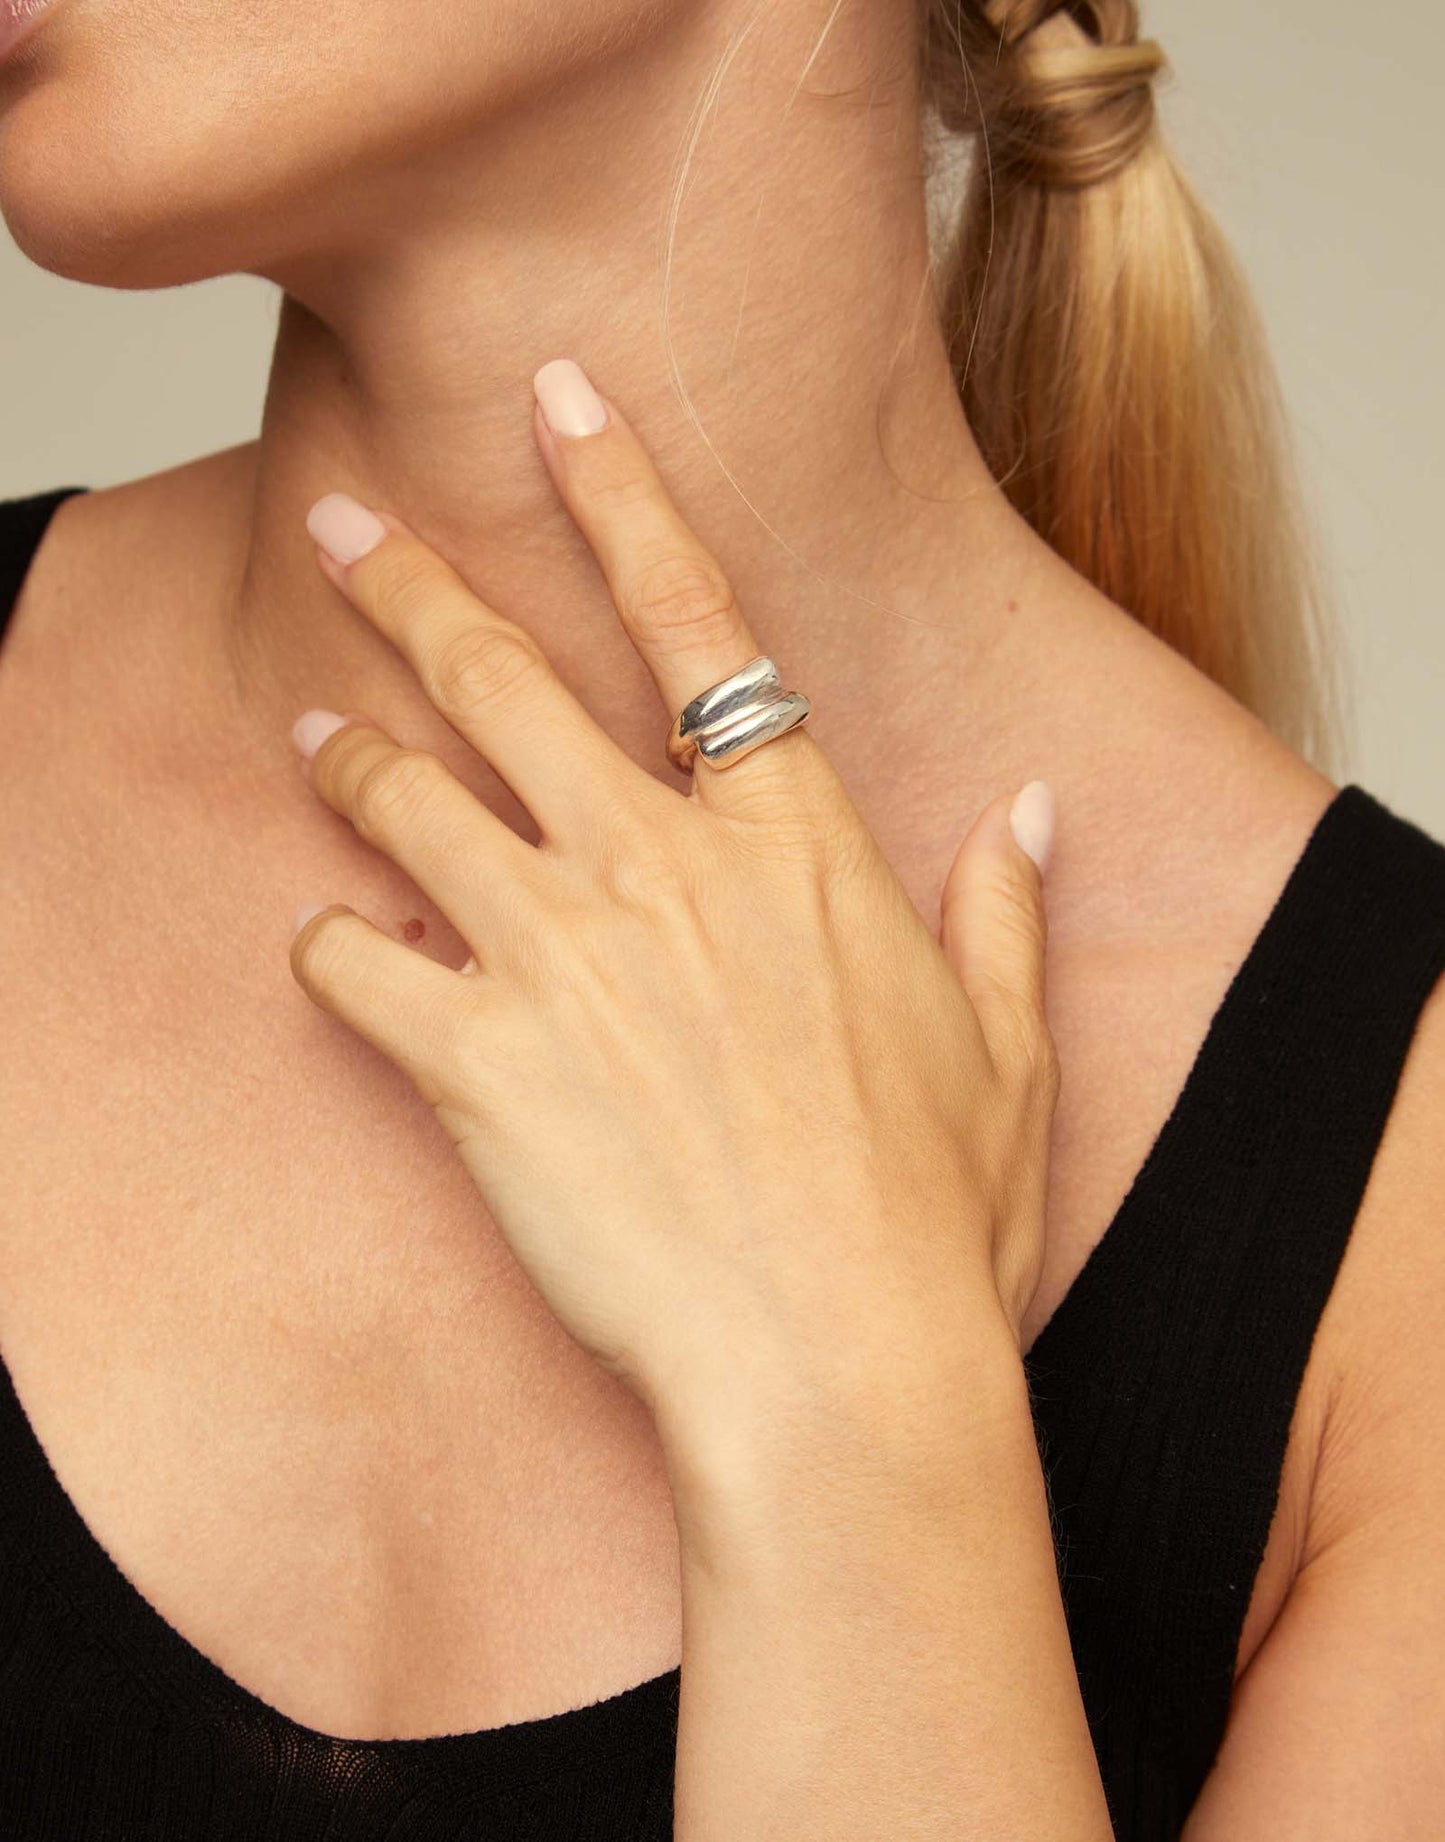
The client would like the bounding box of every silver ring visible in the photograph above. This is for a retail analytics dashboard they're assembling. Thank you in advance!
[665,655,811,773]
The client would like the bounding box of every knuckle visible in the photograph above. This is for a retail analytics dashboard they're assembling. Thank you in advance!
[350,747,446,841]
[987,880,1050,974]
[721,746,865,869]
[290,911,350,989]
[448,992,540,1113]
[1022,886,1050,958]
[998,1001,1059,1102]
[447,1001,506,1104]
[1031,1023,1062,1105]
[368,547,441,626]
[729,739,838,822]
[599,819,693,914]
[430,622,546,719]
[587,468,655,515]
[623,554,740,653]
[725,772,824,856]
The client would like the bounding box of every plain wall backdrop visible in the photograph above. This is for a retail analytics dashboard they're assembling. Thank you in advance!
[1,0,1441,834]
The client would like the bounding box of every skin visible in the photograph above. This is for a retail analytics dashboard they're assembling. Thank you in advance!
[0,0,1442,1828]
[286,400,1108,1831]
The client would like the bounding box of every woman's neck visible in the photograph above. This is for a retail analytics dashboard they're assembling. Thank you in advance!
[200,0,1077,880]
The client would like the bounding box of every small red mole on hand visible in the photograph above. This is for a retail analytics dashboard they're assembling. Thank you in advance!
[401,917,426,943]
[1007,598,1020,613]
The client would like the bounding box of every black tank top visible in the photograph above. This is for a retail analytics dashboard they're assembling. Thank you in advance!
[3,485,1444,1841]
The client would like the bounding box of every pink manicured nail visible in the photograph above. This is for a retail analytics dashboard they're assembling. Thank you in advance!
[292,902,329,938]
[291,708,350,760]
[1009,780,1055,873]
[306,492,387,564]
[533,359,609,438]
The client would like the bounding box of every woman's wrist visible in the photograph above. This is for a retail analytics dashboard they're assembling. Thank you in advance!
[654,1293,1031,1575]
[662,1301,1111,1842]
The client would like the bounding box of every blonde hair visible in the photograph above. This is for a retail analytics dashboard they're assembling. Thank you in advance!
[922,0,1346,771]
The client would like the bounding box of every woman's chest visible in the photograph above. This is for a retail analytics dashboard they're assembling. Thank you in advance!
[0,817,691,1738]
[0,773,1318,1741]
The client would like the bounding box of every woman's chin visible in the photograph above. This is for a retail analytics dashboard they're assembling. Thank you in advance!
[0,131,240,290]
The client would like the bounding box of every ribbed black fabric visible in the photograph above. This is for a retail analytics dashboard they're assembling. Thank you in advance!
[1023,775,1445,1836]
[3,484,1444,1840]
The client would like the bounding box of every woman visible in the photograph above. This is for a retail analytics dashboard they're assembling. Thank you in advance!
[0,0,1440,1833]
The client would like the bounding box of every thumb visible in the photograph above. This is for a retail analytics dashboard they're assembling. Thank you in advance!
[939,780,1056,1065]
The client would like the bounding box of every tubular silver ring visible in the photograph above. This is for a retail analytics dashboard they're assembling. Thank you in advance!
[665,655,812,773]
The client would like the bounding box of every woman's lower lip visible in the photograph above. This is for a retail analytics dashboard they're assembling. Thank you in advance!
[0,0,60,65]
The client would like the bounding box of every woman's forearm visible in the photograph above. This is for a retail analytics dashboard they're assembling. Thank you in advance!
[662,1309,1114,1842]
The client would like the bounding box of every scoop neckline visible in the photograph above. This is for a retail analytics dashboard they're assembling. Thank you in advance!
[0,485,1368,1775]
[0,1343,680,1789]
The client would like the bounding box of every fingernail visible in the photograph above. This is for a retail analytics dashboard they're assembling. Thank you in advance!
[306,492,387,564]
[533,358,609,438]
[1009,779,1055,873]
[292,901,329,938]
[291,708,350,760]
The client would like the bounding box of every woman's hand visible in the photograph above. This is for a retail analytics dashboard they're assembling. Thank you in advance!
[287,357,1059,1458]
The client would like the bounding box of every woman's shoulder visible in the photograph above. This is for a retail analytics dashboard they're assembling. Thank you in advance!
[1029,690,1445,1602]
[0,487,85,623]
[1307,931,1445,1510]
[1191,915,1445,1810]
[1241,769,1445,1626]
[0,445,258,643]
[26,442,257,539]
[5,443,255,516]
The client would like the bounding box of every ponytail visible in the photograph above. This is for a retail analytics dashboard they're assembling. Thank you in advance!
[922,0,1345,770]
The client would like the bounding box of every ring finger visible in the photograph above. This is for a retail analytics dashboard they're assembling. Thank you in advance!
[298,715,546,959]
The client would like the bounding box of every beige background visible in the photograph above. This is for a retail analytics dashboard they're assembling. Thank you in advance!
[1,1,1440,835]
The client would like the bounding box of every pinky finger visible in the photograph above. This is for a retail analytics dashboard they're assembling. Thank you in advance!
[289,902,471,1105]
